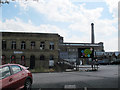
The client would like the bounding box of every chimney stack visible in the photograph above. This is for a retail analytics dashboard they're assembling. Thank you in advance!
[91,23,95,44]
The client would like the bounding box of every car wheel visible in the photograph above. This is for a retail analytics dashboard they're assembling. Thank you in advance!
[24,79,32,90]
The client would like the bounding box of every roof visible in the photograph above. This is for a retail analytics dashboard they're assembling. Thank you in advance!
[60,43,102,47]
[2,32,62,37]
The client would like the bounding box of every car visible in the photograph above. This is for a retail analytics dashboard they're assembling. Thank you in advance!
[0,64,33,90]
[97,59,109,65]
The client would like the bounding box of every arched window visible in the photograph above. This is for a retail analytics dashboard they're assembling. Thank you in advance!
[2,55,6,65]
[21,55,26,66]
[40,55,45,60]
[10,55,16,64]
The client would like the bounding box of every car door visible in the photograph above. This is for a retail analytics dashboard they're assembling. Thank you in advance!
[0,66,12,89]
[9,65,26,89]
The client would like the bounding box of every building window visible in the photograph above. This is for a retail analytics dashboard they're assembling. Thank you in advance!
[11,41,16,49]
[49,42,54,50]
[50,55,54,60]
[31,41,35,49]
[21,55,26,66]
[21,41,26,50]
[10,55,16,63]
[49,55,54,67]
[40,55,45,60]
[2,55,6,65]
[40,42,45,50]
[2,40,6,49]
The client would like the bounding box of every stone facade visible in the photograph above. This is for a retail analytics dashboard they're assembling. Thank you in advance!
[2,32,62,69]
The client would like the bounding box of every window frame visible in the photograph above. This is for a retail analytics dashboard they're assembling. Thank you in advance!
[21,55,26,66]
[40,42,45,50]
[31,41,35,49]
[21,41,26,50]
[0,66,12,80]
[10,55,16,63]
[40,55,45,60]
[49,42,54,50]
[50,55,54,60]
[10,65,22,75]
[11,41,16,49]
[2,55,6,64]
[2,40,6,50]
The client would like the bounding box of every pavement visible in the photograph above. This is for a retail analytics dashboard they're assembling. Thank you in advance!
[31,65,119,89]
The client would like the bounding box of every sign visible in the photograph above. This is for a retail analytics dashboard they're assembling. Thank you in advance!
[78,48,94,58]
[49,60,54,66]
[14,51,23,54]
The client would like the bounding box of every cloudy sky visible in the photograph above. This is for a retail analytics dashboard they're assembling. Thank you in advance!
[0,0,119,52]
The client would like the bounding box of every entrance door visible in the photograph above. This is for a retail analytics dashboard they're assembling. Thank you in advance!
[30,55,35,69]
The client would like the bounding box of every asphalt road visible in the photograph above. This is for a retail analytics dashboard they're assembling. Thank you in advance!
[31,65,119,89]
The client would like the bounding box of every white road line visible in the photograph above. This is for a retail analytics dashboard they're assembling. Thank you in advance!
[64,84,76,89]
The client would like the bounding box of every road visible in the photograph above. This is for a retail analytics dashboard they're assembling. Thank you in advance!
[31,65,119,89]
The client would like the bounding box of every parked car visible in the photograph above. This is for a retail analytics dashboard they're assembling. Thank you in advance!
[0,64,33,90]
[110,59,120,64]
[98,59,109,65]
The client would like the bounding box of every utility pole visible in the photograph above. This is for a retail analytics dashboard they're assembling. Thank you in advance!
[91,23,95,70]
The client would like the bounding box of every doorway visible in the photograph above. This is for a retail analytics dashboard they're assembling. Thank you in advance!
[30,55,35,69]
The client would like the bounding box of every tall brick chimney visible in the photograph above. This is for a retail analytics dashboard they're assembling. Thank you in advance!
[91,23,95,44]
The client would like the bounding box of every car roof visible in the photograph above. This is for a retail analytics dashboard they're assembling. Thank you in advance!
[0,64,22,68]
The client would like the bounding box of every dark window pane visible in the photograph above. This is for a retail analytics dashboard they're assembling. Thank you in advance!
[40,55,45,60]
[50,55,54,60]
[2,40,6,49]
[21,41,26,49]
[50,42,54,50]
[40,42,45,50]
[31,41,35,49]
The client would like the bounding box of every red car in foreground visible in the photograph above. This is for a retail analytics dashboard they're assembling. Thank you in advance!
[0,64,33,90]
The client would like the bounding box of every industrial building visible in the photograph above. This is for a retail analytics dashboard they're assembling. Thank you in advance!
[1,23,106,69]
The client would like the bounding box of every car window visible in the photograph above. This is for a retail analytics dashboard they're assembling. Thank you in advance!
[0,66,11,80]
[11,65,22,74]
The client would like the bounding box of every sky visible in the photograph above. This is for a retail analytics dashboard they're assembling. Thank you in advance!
[0,0,119,52]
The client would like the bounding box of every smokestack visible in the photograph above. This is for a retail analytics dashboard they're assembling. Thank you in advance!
[91,23,95,44]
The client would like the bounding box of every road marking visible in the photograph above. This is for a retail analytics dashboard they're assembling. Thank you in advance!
[64,85,76,89]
